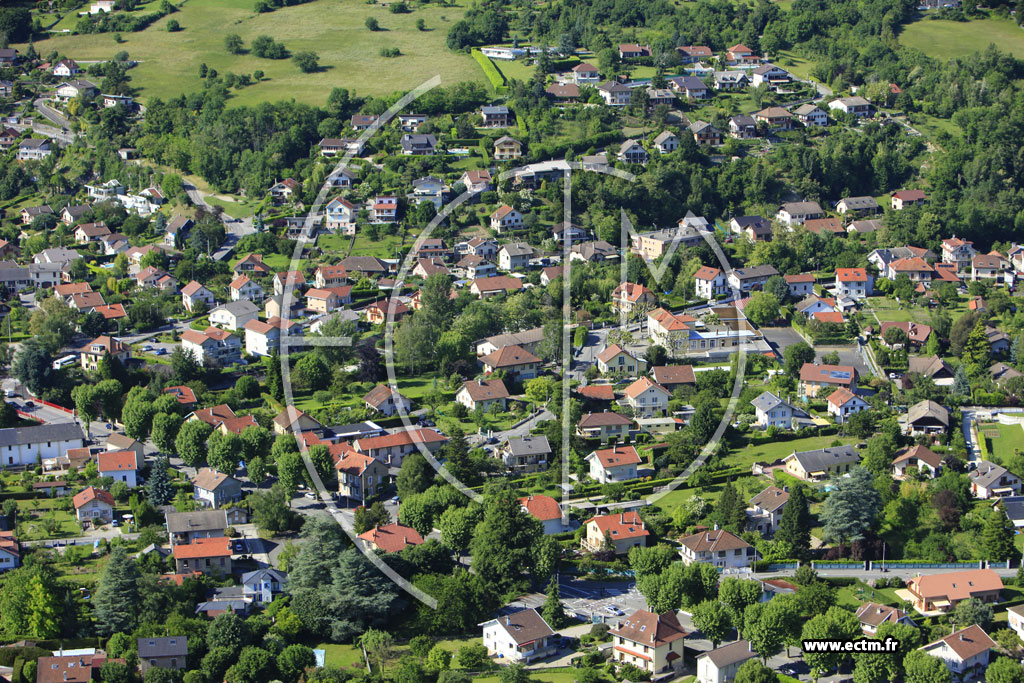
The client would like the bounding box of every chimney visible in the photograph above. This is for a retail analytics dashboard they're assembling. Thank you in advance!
[506,617,511,625]
[748,641,753,652]
[959,634,965,641]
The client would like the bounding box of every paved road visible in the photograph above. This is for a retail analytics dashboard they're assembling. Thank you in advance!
[183,182,256,261]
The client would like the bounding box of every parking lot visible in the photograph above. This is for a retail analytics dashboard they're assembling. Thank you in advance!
[760,325,805,354]
[556,578,649,623]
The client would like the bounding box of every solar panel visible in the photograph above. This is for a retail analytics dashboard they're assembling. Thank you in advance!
[830,371,851,379]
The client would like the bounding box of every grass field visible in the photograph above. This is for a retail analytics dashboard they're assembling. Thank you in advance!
[866,296,968,326]
[900,16,1024,60]
[19,0,486,106]
[981,421,1024,464]
[730,434,859,469]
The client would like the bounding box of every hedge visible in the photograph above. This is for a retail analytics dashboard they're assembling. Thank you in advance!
[0,647,50,667]
[471,50,508,94]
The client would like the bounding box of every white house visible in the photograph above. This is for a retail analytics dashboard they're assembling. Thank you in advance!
[363,384,412,417]
[480,608,556,664]
[694,266,727,300]
[624,376,671,418]
[586,445,641,484]
[229,275,264,303]
[918,625,994,683]
[751,391,803,430]
[490,205,524,233]
[746,486,789,535]
[192,468,244,508]
[181,281,216,313]
[827,387,869,424]
[98,450,138,488]
[208,300,259,332]
[835,268,872,299]
[519,495,565,535]
[325,196,357,234]
[679,528,755,569]
[697,641,756,683]
[0,423,85,468]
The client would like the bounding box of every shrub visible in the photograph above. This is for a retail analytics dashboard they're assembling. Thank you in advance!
[365,17,380,30]
[166,19,180,31]
[293,51,319,72]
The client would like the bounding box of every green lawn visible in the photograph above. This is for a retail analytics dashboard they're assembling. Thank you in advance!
[495,59,536,83]
[230,251,292,271]
[774,50,818,81]
[316,643,365,670]
[866,296,968,326]
[900,15,1024,60]
[729,434,859,469]
[980,422,1024,465]
[19,0,486,106]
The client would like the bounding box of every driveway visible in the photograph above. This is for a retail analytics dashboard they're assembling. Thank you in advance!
[760,325,805,355]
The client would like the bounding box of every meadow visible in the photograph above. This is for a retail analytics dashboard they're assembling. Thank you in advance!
[900,15,1024,60]
[19,0,487,106]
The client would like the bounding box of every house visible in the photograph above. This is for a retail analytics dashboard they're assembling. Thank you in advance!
[754,106,793,131]
[499,242,533,271]
[460,169,492,194]
[892,444,943,480]
[677,45,713,62]
[597,81,632,107]
[55,80,97,100]
[17,138,51,161]
[746,486,789,535]
[318,138,363,157]
[782,445,860,481]
[990,362,1023,385]
[886,255,934,282]
[359,523,424,553]
[242,567,288,604]
[714,70,749,90]
[480,344,540,380]
[369,195,398,224]
[458,255,497,280]
[501,436,552,474]
[107,433,144,462]
[586,445,641,484]
[726,43,758,63]
[751,64,791,88]
[828,96,873,118]
[335,451,388,503]
[728,265,779,293]
[272,406,322,437]
[182,327,241,366]
[986,326,1011,355]
[476,327,546,357]
[234,253,272,276]
[972,252,1009,281]
[53,58,80,77]
[363,384,412,417]
[904,569,1002,615]
[794,103,828,127]
[572,62,600,83]
[181,281,216,313]
[906,400,949,436]
[578,412,632,442]
[776,201,823,225]
[611,282,657,313]
[729,115,758,139]
[619,43,651,59]
[490,205,523,233]
[697,640,757,683]
[849,219,883,234]
[208,300,259,331]
[229,275,264,303]
[243,316,299,357]
[751,391,804,430]
[304,286,351,314]
[784,273,814,298]
[969,460,1021,499]
[138,637,188,674]
[546,82,580,102]
[493,135,523,160]
[836,196,880,215]
[351,428,448,467]
[364,298,410,324]
[670,75,709,100]
[571,240,618,263]
[192,468,243,508]
[480,608,556,664]
[798,362,857,398]
[480,105,511,128]
[891,189,927,210]
[855,603,916,635]
[98,449,137,487]
[879,321,932,350]
[581,511,649,554]
[78,335,130,372]
[470,276,523,299]
[400,134,437,155]
[919,625,995,682]
[324,196,356,234]
[172,537,232,576]
[166,509,229,545]
[618,139,648,165]
[73,486,114,524]
[647,308,696,352]
[68,290,106,314]
[941,236,977,273]
[1008,604,1024,640]
[0,422,85,469]
[835,267,872,299]
[519,495,564,535]
[827,387,870,425]
[20,204,53,225]
[74,221,111,244]
[689,121,722,146]
[680,527,755,568]
[624,377,671,417]
[804,217,845,236]
[609,610,688,674]
[552,222,588,244]
[597,344,642,375]
[653,131,679,154]
[651,365,696,392]
[456,378,509,412]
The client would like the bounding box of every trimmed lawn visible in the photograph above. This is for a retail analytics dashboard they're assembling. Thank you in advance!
[866,296,968,326]
[980,422,1024,464]
[729,434,859,469]
[775,50,818,81]
[230,251,292,272]
[316,643,365,670]
[900,15,1024,61]
[19,0,485,106]
[495,59,536,83]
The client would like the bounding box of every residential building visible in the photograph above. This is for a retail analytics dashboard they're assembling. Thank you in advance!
[208,300,259,331]
[689,121,722,146]
[571,62,600,83]
[470,276,523,298]
[651,365,696,392]
[192,468,243,508]
[782,445,860,481]
[242,568,288,604]
[794,103,828,126]
[399,133,437,155]
[751,391,804,430]
[828,96,873,117]
[456,378,509,412]
[751,63,791,88]
[98,450,138,487]
[784,273,815,298]
[181,327,241,366]
[243,317,299,357]
[229,275,264,303]
[369,195,398,223]
[827,387,869,425]
[714,70,748,90]
[480,608,556,664]
[586,445,641,484]
[892,444,943,480]
[597,81,632,106]
[578,412,632,442]
[582,511,649,554]
[493,135,523,160]
[351,428,448,467]
[17,138,51,161]
[972,252,1008,281]
[519,495,564,535]
[855,603,916,635]
[595,344,640,376]
[776,201,824,225]
[490,205,523,233]
[670,75,709,100]
[619,44,651,59]
[166,510,229,545]
[359,523,424,553]
[609,610,688,674]
[679,528,755,568]
[1008,604,1024,640]
[611,282,657,313]
[73,486,114,523]
[919,625,995,682]
[172,537,232,576]
[647,308,696,352]
[697,640,756,683]
[833,268,872,299]
[729,115,758,139]
[728,265,779,293]
[499,242,533,271]
[746,486,788,535]
[904,569,1002,615]
[891,189,927,210]
[618,139,649,164]
[653,131,679,154]
[181,281,216,313]
[78,335,130,371]
[480,105,511,127]
[138,637,188,674]
[969,460,1021,499]
[906,399,949,436]
[363,384,411,417]
[335,451,388,503]
[754,106,793,131]
[624,377,671,417]
[501,436,552,474]
[798,362,857,398]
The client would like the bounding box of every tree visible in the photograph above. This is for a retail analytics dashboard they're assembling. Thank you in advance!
[295,354,330,390]
[691,600,732,648]
[783,342,815,377]
[224,33,244,54]
[775,485,811,556]
[93,547,141,636]
[471,491,542,592]
[207,431,242,474]
[426,645,451,670]
[986,656,1024,683]
[499,663,532,683]
[146,457,174,506]
[277,451,304,502]
[764,275,789,303]
[628,545,678,579]
[152,412,183,455]
[166,18,180,31]
[953,598,994,631]
[541,577,569,629]
[249,484,293,533]
[820,467,881,546]
[744,292,780,326]
[455,643,489,669]
[26,571,60,638]
[175,420,213,467]
[225,646,276,682]
[360,628,394,673]
[953,365,971,397]
[903,649,951,683]
[963,319,992,367]
[734,659,779,683]
[981,507,1016,561]
[438,504,481,554]
[293,51,319,72]
[397,451,435,500]
[353,501,391,533]
[801,606,860,679]
[366,16,380,30]
[13,340,53,396]
[719,578,764,630]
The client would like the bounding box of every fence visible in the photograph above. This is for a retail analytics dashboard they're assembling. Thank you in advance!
[868,561,985,570]
[812,561,867,570]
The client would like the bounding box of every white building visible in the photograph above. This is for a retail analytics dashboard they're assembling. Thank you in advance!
[0,423,85,468]
[697,641,757,683]
[586,445,641,484]
[918,625,994,683]
[480,608,556,664]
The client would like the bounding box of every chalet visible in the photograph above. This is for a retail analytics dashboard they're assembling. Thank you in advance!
[689,121,722,146]
[746,486,789,535]
[17,138,51,161]
[892,444,943,480]
[729,115,758,139]
[502,436,552,474]
[618,44,651,59]
[597,81,632,107]
[456,378,509,412]
[571,62,600,83]
[400,134,437,155]
[905,399,949,436]
[828,96,873,118]
[363,384,411,417]
[836,196,880,215]
[618,139,648,165]
[481,608,556,664]
[480,105,511,128]
[754,106,793,131]
[714,70,748,90]
[268,178,300,203]
[969,461,1021,499]
[750,64,791,88]
[653,131,679,154]
[350,114,378,130]
[670,75,709,100]
[53,59,81,77]
[776,201,823,225]
[493,135,523,160]
[794,103,828,126]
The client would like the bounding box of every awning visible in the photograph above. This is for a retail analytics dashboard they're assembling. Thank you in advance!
[933,600,951,608]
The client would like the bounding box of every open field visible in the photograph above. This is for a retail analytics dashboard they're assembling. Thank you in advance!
[900,16,1024,60]
[18,0,486,106]
[980,421,1024,464]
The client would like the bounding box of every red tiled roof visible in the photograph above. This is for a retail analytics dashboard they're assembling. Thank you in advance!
[589,445,641,468]
[587,511,649,539]
[836,268,868,282]
[354,428,448,451]
[172,537,232,559]
[577,384,616,401]
[359,523,424,553]
[72,486,113,509]
[98,450,136,472]
[519,495,561,521]
[481,344,540,368]
[624,376,669,400]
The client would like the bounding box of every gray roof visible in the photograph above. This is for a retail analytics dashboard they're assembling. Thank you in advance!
[840,196,879,210]
[672,75,707,90]
[481,105,509,115]
[698,640,757,668]
[19,138,48,149]
[999,496,1024,522]
[730,115,756,127]
[210,299,259,317]
[506,435,552,457]
[653,131,678,144]
[597,81,631,93]
[970,461,1014,489]
[195,600,247,613]
[732,264,779,280]
[907,400,949,427]
[780,201,823,216]
[137,636,188,658]
[794,103,823,116]
[482,327,545,349]
[242,567,288,585]
[786,445,860,474]
[751,391,787,413]
[0,422,84,448]
[165,509,228,533]
[501,242,534,257]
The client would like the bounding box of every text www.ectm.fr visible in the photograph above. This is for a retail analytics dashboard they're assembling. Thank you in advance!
[802,638,900,653]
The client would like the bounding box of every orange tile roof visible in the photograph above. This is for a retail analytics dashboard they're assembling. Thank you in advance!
[359,523,424,553]
[519,494,561,521]
[72,486,113,509]
[481,344,541,368]
[624,376,669,400]
[98,450,136,472]
[589,445,641,468]
[587,511,649,539]
[172,537,232,559]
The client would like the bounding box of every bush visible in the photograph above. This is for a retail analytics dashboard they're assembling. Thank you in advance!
[293,51,319,73]
[390,2,410,12]
[166,19,180,31]
[365,16,380,30]
[379,47,401,58]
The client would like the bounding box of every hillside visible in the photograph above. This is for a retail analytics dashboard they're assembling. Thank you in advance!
[900,14,1024,60]
[17,0,486,106]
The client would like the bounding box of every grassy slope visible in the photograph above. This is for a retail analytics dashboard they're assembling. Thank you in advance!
[900,16,1024,60]
[19,0,486,106]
